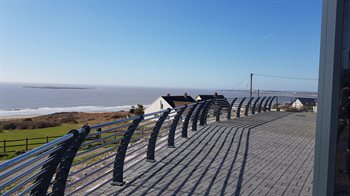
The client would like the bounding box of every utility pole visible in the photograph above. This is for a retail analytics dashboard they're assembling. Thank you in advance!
[250,73,253,99]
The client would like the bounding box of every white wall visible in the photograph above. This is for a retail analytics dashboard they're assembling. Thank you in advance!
[291,99,304,109]
[144,97,173,115]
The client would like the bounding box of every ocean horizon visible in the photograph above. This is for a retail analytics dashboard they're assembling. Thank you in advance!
[0,82,317,118]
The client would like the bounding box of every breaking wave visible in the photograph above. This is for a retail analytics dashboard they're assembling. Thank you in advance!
[0,105,140,118]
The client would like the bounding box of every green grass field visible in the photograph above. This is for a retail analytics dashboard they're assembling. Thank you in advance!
[1,124,81,140]
[0,121,156,161]
[0,122,149,160]
[0,124,81,160]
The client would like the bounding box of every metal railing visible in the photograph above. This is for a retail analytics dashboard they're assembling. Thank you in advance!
[0,96,278,195]
[1,136,62,154]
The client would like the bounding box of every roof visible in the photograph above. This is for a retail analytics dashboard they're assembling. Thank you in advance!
[196,95,226,100]
[196,94,229,107]
[161,96,196,108]
[292,97,317,106]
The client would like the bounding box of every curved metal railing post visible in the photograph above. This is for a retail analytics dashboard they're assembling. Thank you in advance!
[199,100,212,125]
[168,106,187,148]
[204,101,213,124]
[227,98,237,120]
[263,96,272,112]
[251,97,261,114]
[268,96,276,111]
[192,101,205,131]
[146,108,171,162]
[258,96,267,113]
[30,130,79,195]
[111,116,143,186]
[244,97,254,116]
[236,97,246,118]
[182,103,198,138]
[215,99,222,122]
[51,126,91,195]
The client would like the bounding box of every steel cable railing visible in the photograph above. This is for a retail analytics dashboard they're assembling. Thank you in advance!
[0,95,282,195]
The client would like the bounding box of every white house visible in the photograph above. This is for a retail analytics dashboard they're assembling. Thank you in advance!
[145,93,196,117]
[291,97,317,110]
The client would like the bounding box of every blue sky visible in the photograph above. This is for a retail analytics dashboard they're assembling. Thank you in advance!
[1,0,321,91]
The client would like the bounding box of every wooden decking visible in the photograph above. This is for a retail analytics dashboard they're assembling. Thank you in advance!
[93,112,316,196]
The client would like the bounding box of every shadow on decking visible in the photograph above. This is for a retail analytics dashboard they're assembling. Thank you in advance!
[108,113,289,196]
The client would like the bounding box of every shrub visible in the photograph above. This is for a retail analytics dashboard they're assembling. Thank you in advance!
[129,104,145,116]
[15,150,26,155]
[60,118,78,124]
[2,123,17,130]
[111,113,126,119]
[18,123,30,130]
[285,107,300,112]
[36,121,58,129]
[0,153,8,158]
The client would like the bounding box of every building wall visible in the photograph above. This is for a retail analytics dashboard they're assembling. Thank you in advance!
[334,0,350,193]
[313,1,349,195]
[291,99,304,109]
[144,97,172,115]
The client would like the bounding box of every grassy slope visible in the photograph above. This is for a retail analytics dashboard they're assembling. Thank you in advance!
[0,124,80,140]
[0,120,148,161]
[0,124,81,158]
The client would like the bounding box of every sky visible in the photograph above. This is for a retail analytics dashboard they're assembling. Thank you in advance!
[0,0,322,92]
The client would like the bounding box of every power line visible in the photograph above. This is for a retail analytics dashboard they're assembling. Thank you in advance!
[253,73,318,81]
[233,77,249,89]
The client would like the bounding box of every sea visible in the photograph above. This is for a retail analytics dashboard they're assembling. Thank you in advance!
[0,83,317,118]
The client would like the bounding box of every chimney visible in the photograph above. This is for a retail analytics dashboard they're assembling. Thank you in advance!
[184,93,188,99]
[214,92,218,98]
[167,93,171,97]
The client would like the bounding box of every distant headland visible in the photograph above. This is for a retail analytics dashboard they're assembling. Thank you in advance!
[22,85,94,90]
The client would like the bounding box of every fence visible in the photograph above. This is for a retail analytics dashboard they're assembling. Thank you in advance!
[0,96,278,195]
[0,136,62,154]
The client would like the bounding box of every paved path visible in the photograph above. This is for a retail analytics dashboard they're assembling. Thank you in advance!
[94,112,316,196]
